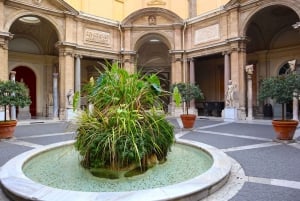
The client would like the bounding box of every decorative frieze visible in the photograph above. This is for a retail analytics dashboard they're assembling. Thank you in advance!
[147,0,166,6]
[194,24,220,44]
[84,29,111,46]
[32,0,42,5]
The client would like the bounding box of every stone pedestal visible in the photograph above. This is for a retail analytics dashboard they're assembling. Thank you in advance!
[47,106,54,117]
[0,110,4,121]
[273,103,285,119]
[17,106,31,120]
[66,108,76,121]
[224,107,238,122]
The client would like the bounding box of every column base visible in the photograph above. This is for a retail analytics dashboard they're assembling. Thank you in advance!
[66,108,76,121]
[17,107,31,120]
[223,107,238,122]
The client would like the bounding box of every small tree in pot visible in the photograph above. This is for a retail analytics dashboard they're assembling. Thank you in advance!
[172,83,204,128]
[0,80,31,138]
[258,73,300,141]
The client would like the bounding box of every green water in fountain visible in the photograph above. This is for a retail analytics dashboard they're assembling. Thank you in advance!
[23,143,213,192]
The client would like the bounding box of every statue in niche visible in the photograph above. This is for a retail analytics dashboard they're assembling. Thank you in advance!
[225,80,236,107]
[148,15,157,25]
[288,60,296,72]
[66,89,74,106]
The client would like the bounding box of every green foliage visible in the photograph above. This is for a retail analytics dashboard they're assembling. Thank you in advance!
[171,83,204,114]
[172,86,182,107]
[72,91,80,111]
[74,62,174,172]
[0,80,31,121]
[259,73,300,120]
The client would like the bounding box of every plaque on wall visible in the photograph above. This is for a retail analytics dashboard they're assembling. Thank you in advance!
[194,24,220,44]
[84,29,111,46]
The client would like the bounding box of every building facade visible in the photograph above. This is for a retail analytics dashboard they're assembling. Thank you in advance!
[0,0,300,120]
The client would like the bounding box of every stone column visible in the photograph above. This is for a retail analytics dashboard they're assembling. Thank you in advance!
[122,51,136,74]
[170,52,184,116]
[57,47,75,120]
[293,91,298,121]
[53,73,59,120]
[223,51,231,97]
[0,32,13,80]
[189,58,195,84]
[289,60,298,121]
[170,52,184,84]
[122,27,135,73]
[10,71,16,120]
[229,40,247,120]
[245,65,254,120]
[188,0,197,18]
[74,54,82,109]
[189,58,197,114]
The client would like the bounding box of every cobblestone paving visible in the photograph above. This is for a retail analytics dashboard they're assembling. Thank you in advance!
[1,118,300,201]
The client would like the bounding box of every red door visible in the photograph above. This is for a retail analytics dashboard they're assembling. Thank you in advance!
[12,66,36,117]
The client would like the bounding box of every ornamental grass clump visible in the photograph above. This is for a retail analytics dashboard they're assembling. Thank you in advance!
[74,62,174,178]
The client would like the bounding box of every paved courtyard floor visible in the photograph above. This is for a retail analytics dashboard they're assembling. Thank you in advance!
[0,117,300,201]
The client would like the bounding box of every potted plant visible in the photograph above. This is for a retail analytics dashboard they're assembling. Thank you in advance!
[0,80,31,139]
[259,73,300,141]
[172,82,204,128]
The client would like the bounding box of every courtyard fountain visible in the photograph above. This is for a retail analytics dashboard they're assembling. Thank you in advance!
[0,63,231,201]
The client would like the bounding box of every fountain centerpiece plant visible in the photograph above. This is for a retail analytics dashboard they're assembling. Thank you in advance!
[258,73,300,140]
[0,80,31,139]
[74,62,174,179]
[172,82,204,128]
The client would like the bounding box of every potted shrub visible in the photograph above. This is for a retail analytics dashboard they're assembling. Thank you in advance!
[0,80,31,139]
[73,62,174,178]
[172,82,204,128]
[259,73,300,141]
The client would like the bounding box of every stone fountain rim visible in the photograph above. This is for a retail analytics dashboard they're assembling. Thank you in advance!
[0,139,231,201]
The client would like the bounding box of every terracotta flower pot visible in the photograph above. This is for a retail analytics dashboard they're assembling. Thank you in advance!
[180,114,196,129]
[272,120,298,141]
[0,120,17,139]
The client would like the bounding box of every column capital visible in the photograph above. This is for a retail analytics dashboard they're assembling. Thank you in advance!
[187,57,194,62]
[10,71,16,76]
[0,31,14,40]
[245,64,254,75]
[74,54,83,59]
[222,50,231,55]
[0,32,13,50]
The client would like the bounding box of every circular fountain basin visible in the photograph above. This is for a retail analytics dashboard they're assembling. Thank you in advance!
[23,143,213,191]
[0,139,231,201]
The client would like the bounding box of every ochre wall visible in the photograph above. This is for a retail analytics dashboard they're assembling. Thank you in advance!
[64,0,230,21]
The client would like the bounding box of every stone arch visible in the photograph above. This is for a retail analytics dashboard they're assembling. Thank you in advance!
[242,3,300,53]
[4,11,63,41]
[134,32,172,112]
[134,32,172,51]
[135,32,171,68]
[241,1,300,36]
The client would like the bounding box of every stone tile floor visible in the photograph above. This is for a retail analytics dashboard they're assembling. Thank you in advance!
[0,118,300,201]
